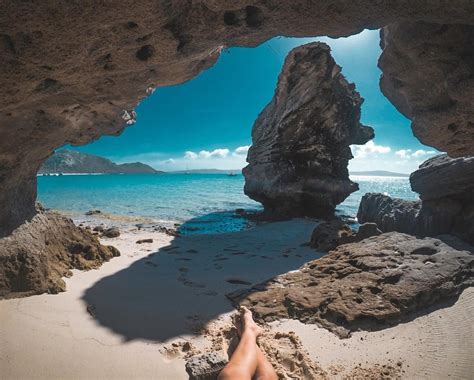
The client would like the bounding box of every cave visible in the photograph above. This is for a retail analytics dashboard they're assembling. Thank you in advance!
[1,2,473,379]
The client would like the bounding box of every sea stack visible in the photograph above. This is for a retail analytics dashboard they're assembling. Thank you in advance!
[243,42,374,219]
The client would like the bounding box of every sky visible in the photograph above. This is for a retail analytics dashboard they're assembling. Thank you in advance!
[70,30,438,173]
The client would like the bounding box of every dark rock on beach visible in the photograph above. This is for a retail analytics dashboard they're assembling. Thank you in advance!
[244,42,374,219]
[136,238,153,244]
[310,220,355,251]
[228,232,474,338]
[310,221,382,252]
[103,227,120,238]
[86,209,102,216]
[0,206,120,299]
[358,155,474,243]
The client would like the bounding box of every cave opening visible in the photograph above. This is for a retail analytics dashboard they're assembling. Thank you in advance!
[36,30,434,233]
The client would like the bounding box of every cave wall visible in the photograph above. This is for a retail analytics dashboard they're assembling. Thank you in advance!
[379,22,474,157]
[1,1,474,235]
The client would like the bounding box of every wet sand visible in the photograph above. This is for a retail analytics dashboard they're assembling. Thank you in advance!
[0,219,472,379]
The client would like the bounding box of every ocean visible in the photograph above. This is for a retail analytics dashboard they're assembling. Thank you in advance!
[37,173,417,234]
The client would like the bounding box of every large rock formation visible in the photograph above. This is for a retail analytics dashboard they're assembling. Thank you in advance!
[243,42,374,218]
[1,2,474,235]
[358,155,474,243]
[0,206,120,299]
[228,232,474,338]
[379,22,474,157]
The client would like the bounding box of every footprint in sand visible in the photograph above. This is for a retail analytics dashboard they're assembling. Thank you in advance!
[160,341,197,362]
[177,275,206,288]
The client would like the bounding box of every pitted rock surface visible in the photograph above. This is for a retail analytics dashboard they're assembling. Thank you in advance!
[244,42,374,218]
[0,206,120,299]
[228,232,473,338]
[379,22,474,157]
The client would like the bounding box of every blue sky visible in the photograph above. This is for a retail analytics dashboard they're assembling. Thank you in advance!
[72,30,438,173]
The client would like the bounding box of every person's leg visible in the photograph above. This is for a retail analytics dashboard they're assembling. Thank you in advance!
[254,346,278,380]
[218,307,262,380]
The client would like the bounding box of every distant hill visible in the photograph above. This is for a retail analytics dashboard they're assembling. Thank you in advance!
[350,170,408,177]
[172,169,242,174]
[39,150,162,174]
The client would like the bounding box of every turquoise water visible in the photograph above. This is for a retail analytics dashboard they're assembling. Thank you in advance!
[37,173,418,231]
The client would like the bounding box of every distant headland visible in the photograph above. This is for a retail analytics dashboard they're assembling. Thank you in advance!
[39,150,162,174]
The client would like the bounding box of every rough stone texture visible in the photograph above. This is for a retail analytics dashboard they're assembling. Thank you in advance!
[244,42,374,218]
[357,193,422,234]
[2,2,474,235]
[379,22,474,157]
[228,232,474,338]
[358,155,474,243]
[0,206,120,299]
[410,154,474,201]
[310,221,355,251]
[310,221,382,251]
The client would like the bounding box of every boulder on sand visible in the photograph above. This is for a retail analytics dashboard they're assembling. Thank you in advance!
[228,232,473,338]
[0,206,120,299]
[358,154,474,243]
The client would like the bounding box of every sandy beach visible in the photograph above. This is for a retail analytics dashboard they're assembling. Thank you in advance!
[1,219,472,379]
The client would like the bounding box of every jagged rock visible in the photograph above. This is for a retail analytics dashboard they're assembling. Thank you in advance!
[310,221,355,251]
[136,238,153,244]
[185,352,228,380]
[243,42,374,218]
[93,225,105,232]
[86,209,102,216]
[356,222,382,240]
[410,154,474,201]
[379,22,474,157]
[310,221,383,252]
[357,193,421,234]
[228,232,473,338]
[103,226,120,238]
[358,155,474,243]
[0,207,120,299]
[1,3,474,235]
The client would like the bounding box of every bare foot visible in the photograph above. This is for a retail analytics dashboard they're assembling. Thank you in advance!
[234,306,263,338]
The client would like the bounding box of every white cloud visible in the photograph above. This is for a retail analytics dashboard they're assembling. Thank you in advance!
[197,148,230,159]
[412,149,436,158]
[184,151,198,159]
[233,145,250,156]
[395,149,436,159]
[164,158,175,164]
[351,141,391,159]
[395,149,412,159]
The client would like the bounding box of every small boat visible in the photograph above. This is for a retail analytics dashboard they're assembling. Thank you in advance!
[227,172,237,177]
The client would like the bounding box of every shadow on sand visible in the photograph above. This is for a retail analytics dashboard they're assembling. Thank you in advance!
[82,216,321,342]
